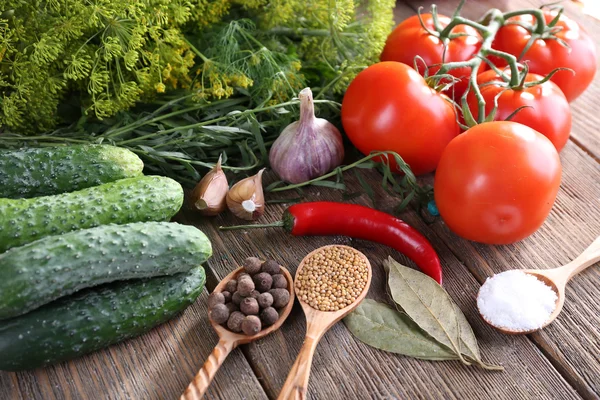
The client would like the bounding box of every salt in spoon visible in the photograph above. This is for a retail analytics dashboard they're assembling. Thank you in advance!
[181,265,295,400]
[478,236,600,335]
[277,245,372,400]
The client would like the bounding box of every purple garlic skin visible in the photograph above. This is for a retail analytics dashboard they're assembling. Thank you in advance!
[269,88,344,184]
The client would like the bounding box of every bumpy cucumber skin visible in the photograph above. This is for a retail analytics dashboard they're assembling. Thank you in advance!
[0,145,144,199]
[0,221,212,320]
[0,175,184,252]
[0,266,206,371]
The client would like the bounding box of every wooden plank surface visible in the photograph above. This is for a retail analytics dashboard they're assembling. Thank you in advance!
[179,174,581,399]
[2,1,600,399]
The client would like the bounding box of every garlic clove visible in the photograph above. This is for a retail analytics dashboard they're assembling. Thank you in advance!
[226,168,265,221]
[191,155,229,216]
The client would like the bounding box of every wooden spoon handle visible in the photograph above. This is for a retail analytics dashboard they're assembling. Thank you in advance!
[277,335,319,400]
[566,236,600,278]
[180,338,235,400]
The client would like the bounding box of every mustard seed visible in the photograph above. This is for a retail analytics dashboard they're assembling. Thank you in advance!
[295,246,369,312]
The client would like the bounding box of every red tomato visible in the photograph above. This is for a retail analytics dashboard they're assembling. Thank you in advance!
[381,13,483,100]
[434,121,561,244]
[466,70,571,151]
[341,62,459,176]
[492,10,597,102]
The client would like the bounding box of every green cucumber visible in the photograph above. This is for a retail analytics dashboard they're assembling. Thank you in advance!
[0,221,212,320]
[0,175,184,252]
[0,145,144,199]
[0,266,206,371]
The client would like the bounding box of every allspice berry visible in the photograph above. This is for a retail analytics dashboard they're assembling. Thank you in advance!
[209,303,230,324]
[260,307,279,326]
[222,290,232,303]
[271,274,287,289]
[269,288,290,308]
[237,275,255,296]
[261,260,280,275]
[241,316,262,336]
[240,297,260,315]
[208,292,225,308]
[227,311,245,333]
[232,291,245,305]
[225,279,238,293]
[225,302,239,313]
[258,292,274,309]
[243,257,262,275]
[253,272,273,292]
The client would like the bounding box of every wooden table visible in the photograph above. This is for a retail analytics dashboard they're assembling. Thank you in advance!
[2,1,600,399]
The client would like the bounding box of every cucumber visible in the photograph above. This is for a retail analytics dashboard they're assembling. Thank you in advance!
[0,145,144,199]
[0,221,212,320]
[0,266,206,371]
[0,175,184,252]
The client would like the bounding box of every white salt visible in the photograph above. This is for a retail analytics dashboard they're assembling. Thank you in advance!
[477,270,557,332]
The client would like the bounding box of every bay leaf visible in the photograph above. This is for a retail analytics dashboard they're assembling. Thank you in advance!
[344,299,459,361]
[384,257,465,362]
[455,303,504,370]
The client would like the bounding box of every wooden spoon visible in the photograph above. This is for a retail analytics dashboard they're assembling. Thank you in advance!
[181,265,295,400]
[478,236,600,335]
[277,245,372,400]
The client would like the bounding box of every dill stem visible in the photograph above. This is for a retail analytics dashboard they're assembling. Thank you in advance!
[116,99,339,146]
[105,97,247,139]
[270,152,391,192]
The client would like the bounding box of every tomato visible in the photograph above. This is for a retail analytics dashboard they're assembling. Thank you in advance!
[466,70,571,151]
[434,121,561,245]
[381,13,483,100]
[341,62,459,176]
[492,10,597,102]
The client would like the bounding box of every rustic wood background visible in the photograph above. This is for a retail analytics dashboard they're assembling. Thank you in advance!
[2,0,599,399]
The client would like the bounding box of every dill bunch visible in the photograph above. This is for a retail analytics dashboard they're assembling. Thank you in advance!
[0,0,395,188]
[0,0,241,133]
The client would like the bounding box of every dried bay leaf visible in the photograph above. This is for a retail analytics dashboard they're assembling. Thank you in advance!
[344,299,459,361]
[455,304,503,370]
[383,257,466,363]
[385,257,503,371]
[455,303,481,362]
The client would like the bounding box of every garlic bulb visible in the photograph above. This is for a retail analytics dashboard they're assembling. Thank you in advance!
[269,87,344,184]
[226,169,265,220]
[191,155,229,216]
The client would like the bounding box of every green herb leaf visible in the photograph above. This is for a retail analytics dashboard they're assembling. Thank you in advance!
[344,299,459,361]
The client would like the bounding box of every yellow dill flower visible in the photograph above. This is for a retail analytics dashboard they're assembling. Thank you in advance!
[155,82,166,93]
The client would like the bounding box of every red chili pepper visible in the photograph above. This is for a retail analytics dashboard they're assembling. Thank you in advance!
[221,201,442,284]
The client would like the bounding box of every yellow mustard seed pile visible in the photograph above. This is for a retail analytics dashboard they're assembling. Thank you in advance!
[296,246,369,312]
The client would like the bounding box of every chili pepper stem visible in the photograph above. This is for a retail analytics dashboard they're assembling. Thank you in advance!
[219,221,285,230]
